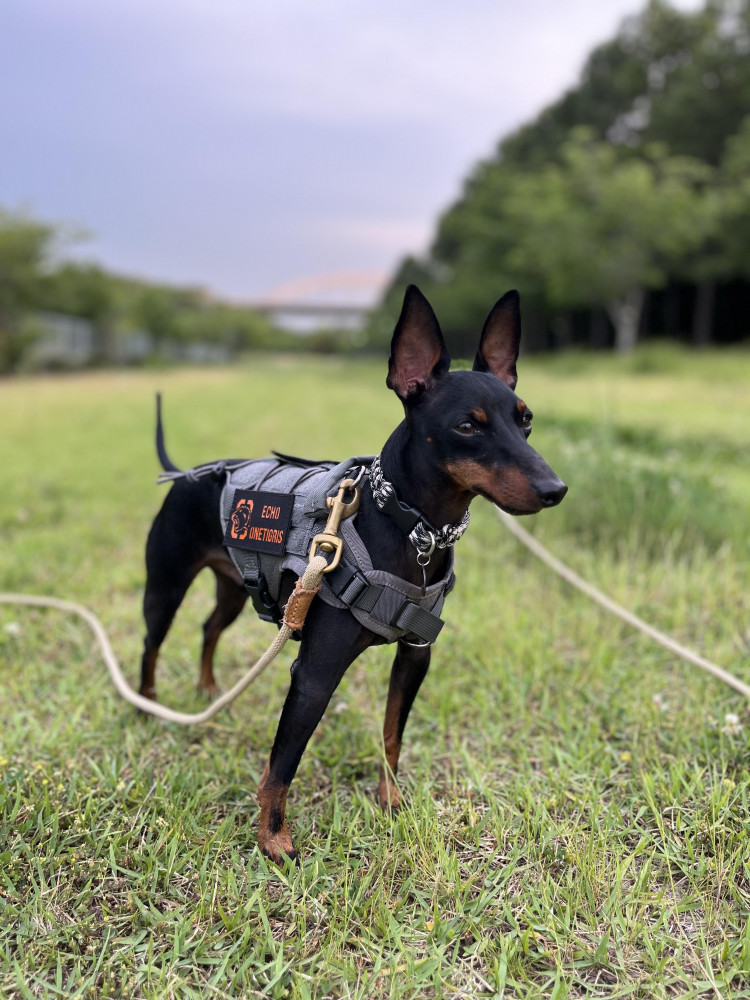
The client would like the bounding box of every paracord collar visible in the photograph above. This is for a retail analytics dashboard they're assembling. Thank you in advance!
[367,454,470,560]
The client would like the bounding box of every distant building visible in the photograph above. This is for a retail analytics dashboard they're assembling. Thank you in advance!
[30,312,94,367]
[112,329,153,364]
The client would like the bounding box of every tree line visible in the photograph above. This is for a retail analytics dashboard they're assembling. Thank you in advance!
[372,0,750,354]
[0,212,298,373]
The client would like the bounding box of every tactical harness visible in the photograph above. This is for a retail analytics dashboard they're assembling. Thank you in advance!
[160,453,463,646]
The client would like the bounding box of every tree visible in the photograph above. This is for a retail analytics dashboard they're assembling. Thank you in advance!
[0,209,56,371]
[716,115,750,276]
[499,0,750,168]
[380,0,750,350]
[42,262,117,361]
[664,112,750,345]
[131,285,182,353]
[642,0,750,164]
[501,132,713,351]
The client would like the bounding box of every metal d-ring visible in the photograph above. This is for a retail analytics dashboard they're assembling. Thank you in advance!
[416,532,436,563]
[346,464,367,490]
[416,535,434,596]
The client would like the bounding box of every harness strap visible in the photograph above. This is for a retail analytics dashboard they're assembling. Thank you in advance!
[327,557,446,644]
[391,600,444,644]
[158,458,255,485]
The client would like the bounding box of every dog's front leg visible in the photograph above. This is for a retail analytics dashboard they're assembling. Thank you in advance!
[257,603,372,864]
[378,640,431,811]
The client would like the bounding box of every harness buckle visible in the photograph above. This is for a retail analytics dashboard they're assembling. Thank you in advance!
[243,572,282,625]
[310,478,361,573]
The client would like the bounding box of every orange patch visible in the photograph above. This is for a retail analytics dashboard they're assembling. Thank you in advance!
[230,497,254,540]
[516,398,526,413]
[471,408,488,424]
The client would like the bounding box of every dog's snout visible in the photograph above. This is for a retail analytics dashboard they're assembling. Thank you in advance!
[536,479,568,508]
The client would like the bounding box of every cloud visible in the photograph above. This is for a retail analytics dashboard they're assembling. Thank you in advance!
[313,216,432,255]
[2,0,705,297]
[13,0,699,134]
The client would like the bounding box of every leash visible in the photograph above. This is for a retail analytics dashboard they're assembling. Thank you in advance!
[496,508,750,699]
[0,479,361,725]
[2,488,747,719]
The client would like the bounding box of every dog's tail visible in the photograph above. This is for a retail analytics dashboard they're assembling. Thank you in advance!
[155,393,181,472]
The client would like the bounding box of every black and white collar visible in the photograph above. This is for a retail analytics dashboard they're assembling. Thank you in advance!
[366,454,470,561]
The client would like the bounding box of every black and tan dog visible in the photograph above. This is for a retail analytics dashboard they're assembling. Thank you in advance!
[140,286,567,863]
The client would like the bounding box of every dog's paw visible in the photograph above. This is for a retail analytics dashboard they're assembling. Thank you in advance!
[197,682,221,701]
[377,778,403,813]
[258,827,299,866]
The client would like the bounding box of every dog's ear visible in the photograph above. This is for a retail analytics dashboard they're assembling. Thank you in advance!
[473,290,521,390]
[387,285,451,401]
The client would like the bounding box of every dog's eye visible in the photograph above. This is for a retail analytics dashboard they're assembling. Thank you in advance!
[522,410,533,436]
[454,421,478,435]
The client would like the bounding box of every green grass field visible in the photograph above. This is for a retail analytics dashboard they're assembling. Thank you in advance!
[1,346,750,999]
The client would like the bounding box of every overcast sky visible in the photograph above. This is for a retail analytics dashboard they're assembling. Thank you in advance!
[1,0,701,304]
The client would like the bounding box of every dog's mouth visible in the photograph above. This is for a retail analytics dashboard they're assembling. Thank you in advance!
[479,490,543,516]
[493,501,540,516]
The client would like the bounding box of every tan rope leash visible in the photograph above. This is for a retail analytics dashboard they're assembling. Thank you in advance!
[496,508,750,699]
[1,489,746,718]
[0,555,328,725]
[0,478,360,725]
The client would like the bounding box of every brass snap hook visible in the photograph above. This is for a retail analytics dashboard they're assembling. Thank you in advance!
[309,478,361,573]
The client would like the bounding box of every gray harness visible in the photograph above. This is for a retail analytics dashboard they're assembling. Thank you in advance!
[217,455,455,645]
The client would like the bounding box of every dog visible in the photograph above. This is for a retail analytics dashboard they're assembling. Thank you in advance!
[139,285,567,863]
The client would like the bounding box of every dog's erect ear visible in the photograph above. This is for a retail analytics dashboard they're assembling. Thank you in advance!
[473,290,521,390]
[387,285,451,401]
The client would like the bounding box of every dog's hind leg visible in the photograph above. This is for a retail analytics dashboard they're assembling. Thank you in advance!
[139,565,196,700]
[199,566,247,697]
[378,641,431,811]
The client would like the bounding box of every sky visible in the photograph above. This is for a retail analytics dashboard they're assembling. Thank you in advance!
[1,0,701,305]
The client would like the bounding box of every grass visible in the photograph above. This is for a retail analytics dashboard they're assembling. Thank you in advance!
[1,344,750,999]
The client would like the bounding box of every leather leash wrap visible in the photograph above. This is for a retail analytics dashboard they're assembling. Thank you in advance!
[282,576,323,631]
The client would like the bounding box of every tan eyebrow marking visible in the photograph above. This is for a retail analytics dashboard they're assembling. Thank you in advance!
[471,408,488,423]
[516,399,526,413]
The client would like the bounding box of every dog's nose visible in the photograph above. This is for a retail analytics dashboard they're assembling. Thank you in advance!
[536,479,568,507]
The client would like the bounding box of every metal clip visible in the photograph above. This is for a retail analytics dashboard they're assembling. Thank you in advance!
[309,478,361,573]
